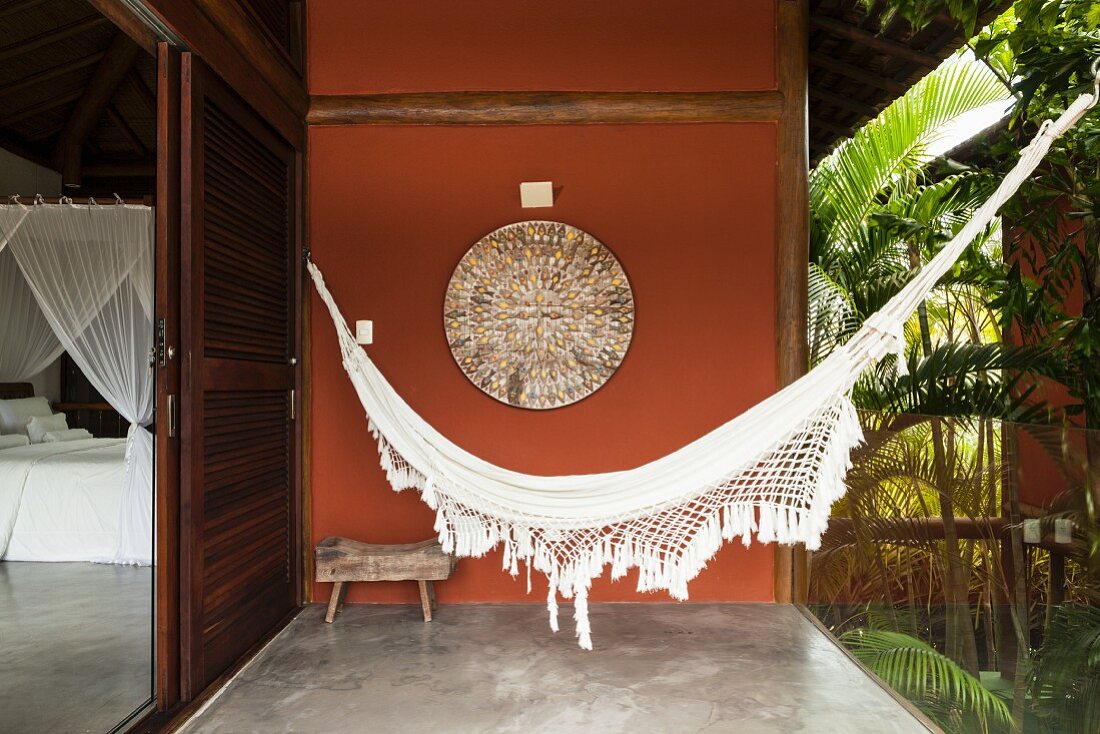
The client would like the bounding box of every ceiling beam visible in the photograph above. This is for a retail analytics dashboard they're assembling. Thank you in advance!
[106,104,147,157]
[308,91,786,126]
[0,51,105,99]
[809,16,941,68]
[83,0,159,55]
[0,90,83,126]
[0,0,48,20]
[809,52,907,95]
[83,160,155,178]
[52,32,142,187]
[0,14,110,63]
[127,71,157,113]
[809,86,879,119]
[810,116,857,139]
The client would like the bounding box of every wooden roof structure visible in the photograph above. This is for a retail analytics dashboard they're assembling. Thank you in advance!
[0,0,1003,182]
[809,0,1007,162]
[0,0,155,195]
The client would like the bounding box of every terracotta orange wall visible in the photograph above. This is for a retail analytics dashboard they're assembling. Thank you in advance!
[308,1,781,605]
[1009,215,1086,509]
[308,0,775,94]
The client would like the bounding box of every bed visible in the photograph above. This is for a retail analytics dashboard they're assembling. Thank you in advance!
[0,383,141,564]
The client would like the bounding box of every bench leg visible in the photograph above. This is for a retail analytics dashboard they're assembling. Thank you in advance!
[418,580,433,622]
[325,581,348,623]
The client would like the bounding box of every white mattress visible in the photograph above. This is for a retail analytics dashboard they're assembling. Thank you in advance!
[0,438,128,562]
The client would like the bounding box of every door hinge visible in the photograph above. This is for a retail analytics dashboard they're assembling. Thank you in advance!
[289,389,296,421]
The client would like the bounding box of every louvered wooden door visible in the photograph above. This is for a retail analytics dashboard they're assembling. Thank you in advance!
[180,54,299,693]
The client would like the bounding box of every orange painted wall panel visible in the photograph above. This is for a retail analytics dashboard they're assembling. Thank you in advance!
[308,0,782,605]
[309,124,778,604]
[307,0,776,94]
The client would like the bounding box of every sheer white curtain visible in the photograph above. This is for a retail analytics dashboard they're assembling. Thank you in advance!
[0,206,63,381]
[8,203,155,565]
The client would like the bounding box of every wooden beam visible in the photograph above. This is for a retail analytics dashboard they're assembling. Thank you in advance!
[809,52,907,95]
[774,0,810,605]
[137,0,305,146]
[809,15,941,68]
[810,86,880,119]
[128,71,157,113]
[0,0,48,21]
[810,116,856,139]
[106,105,148,157]
[84,160,156,177]
[52,32,142,186]
[188,0,307,114]
[0,14,110,63]
[84,0,160,55]
[308,91,785,126]
[0,90,83,126]
[0,52,105,99]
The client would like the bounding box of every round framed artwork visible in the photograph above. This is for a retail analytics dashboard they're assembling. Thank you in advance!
[444,221,635,409]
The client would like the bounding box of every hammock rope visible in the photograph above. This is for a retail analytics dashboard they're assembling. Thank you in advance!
[309,85,1097,649]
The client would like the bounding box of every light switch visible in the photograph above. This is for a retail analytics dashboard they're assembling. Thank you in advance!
[355,320,373,345]
[1023,519,1041,544]
[1055,518,1073,544]
[520,181,554,208]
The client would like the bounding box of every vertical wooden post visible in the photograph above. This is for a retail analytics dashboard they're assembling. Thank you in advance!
[154,40,182,712]
[774,0,810,604]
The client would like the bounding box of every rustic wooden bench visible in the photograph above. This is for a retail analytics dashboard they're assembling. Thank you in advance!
[314,536,457,623]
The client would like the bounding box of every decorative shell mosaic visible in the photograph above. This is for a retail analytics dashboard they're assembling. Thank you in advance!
[444,221,635,409]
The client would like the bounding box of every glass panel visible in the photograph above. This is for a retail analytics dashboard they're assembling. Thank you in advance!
[807,412,1100,734]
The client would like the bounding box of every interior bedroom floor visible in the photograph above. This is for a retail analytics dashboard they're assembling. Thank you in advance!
[0,561,152,733]
[179,603,932,734]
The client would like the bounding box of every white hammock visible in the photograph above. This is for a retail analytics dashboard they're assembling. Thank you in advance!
[309,90,1096,649]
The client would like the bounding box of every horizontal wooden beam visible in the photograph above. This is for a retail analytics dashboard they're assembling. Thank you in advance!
[308,91,786,126]
[810,16,941,69]
[809,52,907,95]
[824,516,1075,553]
[83,160,156,177]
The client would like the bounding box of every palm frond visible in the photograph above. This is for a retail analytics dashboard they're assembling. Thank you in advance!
[811,56,1011,250]
[841,628,1012,733]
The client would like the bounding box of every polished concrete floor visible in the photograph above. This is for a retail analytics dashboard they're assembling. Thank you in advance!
[0,561,153,734]
[180,603,931,734]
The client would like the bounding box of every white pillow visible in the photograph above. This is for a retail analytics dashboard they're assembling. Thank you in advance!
[0,397,53,436]
[0,434,30,450]
[26,413,69,444]
[42,428,93,443]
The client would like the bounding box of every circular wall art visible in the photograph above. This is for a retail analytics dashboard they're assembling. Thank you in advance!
[444,221,635,409]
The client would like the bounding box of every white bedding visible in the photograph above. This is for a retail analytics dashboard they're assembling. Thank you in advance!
[0,438,144,563]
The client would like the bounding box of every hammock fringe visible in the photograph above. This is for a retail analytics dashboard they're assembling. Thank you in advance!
[361,393,866,648]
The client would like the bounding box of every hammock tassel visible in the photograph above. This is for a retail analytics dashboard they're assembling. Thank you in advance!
[573,585,592,650]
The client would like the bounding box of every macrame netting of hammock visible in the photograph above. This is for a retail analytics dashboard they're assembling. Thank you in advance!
[309,87,1097,649]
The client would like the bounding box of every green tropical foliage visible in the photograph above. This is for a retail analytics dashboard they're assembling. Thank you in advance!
[1029,606,1100,733]
[841,628,1013,733]
[808,3,1100,732]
